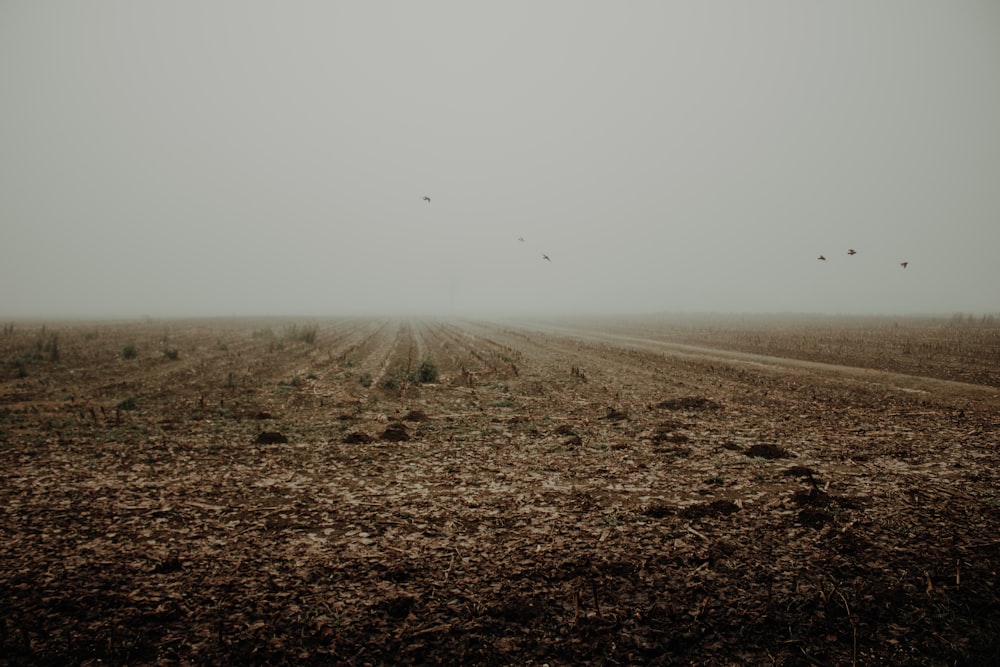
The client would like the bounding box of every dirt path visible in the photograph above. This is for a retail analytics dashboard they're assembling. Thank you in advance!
[507,319,1000,401]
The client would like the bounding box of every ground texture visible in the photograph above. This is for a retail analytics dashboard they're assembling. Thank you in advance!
[1,316,998,665]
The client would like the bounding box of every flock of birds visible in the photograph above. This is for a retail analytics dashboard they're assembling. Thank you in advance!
[425,196,909,268]
[818,249,908,268]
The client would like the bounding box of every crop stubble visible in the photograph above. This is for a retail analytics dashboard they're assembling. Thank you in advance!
[1,316,998,665]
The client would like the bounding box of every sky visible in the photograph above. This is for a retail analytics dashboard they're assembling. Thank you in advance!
[2,1,998,319]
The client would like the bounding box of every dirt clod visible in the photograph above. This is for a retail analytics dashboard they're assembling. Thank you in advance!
[745,443,791,459]
[783,465,817,478]
[380,423,410,442]
[642,504,675,518]
[655,396,723,411]
[797,508,833,528]
[679,499,741,520]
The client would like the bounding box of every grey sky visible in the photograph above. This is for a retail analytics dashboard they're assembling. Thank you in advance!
[2,1,998,318]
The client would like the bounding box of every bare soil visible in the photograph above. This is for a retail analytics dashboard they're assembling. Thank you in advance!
[1,317,998,665]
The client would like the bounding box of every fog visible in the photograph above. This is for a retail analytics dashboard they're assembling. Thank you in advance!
[2,1,998,319]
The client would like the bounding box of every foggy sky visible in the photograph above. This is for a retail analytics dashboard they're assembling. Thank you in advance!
[2,1,998,319]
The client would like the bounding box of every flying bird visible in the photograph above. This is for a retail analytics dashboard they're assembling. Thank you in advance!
[423,196,431,202]
[542,254,551,262]
[518,237,525,242]
[847,249,857,256]
[817,255,826,261]
[900,261,908,268]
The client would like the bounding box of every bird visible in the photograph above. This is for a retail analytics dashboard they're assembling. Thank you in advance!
[848,249,857,256]
[817,255,826,261]
[517,237,525,242]
[900,261,908,268]
[542,254,551,262]
[423,196,431,202]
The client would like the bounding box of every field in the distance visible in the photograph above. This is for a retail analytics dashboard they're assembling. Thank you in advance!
[1,316,998,665]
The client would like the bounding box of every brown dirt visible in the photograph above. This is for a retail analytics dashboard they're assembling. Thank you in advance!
[1,316,999,665]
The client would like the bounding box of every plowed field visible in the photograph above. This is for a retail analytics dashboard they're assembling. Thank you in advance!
[2,317,998,665]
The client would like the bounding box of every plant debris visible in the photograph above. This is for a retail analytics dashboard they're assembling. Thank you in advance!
[1,316,998,665]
